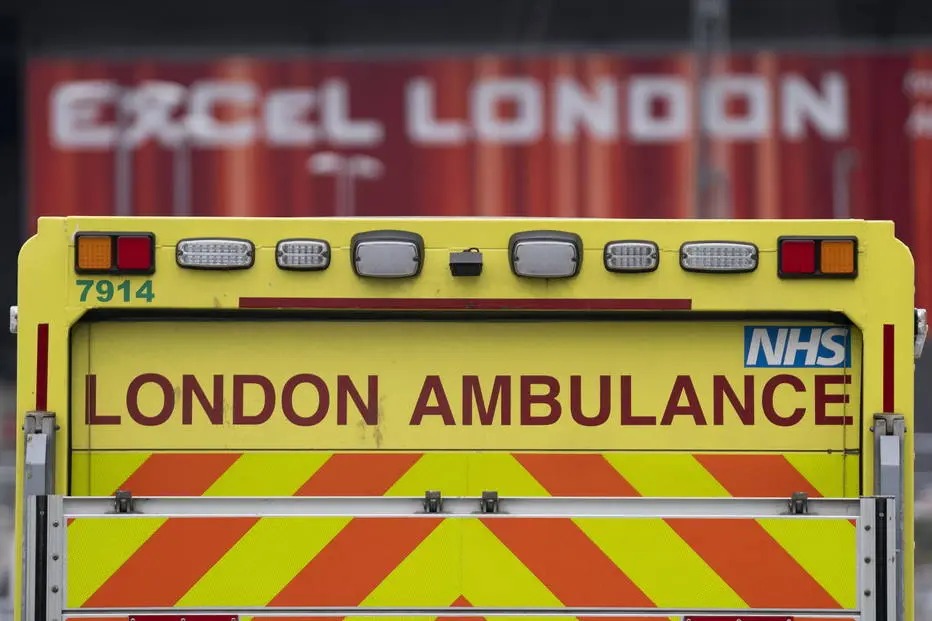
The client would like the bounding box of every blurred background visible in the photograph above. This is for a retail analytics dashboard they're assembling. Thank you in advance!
[1,0,932,617]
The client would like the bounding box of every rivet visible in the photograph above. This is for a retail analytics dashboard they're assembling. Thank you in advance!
[52,521,59,527]
[865,556,872,563]
[50,586,59,593]
[865,589,872,596]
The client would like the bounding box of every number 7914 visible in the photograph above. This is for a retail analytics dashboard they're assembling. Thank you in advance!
[76,279,155,303]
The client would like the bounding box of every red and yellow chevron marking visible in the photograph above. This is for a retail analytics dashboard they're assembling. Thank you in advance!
[66,513,856,611]
[69,450,858,498]
[66,451,858,615]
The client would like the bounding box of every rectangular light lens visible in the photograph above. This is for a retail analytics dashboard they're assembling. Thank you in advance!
[819,239,856,274]
[277,239,330,270]
[352,231,424,278]
[604,241,658,272]
[777,236,857,278]
[76,235,113,271]
[510,231,582,278]
[116,235,155,272]
[176,239,254,269]
[680,242,757,273]
[778,239,816,274]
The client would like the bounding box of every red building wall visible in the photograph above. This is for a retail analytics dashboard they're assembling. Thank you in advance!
[25,50,932,305]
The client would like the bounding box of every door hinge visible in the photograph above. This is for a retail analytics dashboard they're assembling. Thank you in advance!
[114,490,135,514]
[916,308,927,360]
[789,491,809,515]
[480,491,500,514]
[423,490,443,513]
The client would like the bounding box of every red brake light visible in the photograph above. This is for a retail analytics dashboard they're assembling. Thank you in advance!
[778,239,816,274]
[75,232,156,275]
[117,235,154,271]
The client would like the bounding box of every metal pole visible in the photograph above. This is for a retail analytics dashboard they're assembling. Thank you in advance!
[113,86,133,217]
[343,169,355,217]
[172,137,192,216]
[832,147,859,219]
[691,0,730,219]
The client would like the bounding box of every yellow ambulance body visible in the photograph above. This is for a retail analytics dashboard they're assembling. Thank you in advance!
[13,216,924,621]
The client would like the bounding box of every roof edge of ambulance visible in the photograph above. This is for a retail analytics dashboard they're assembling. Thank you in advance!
[33,215,896,227]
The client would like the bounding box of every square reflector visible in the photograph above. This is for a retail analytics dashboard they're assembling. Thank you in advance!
[116,235,155,272]
[779,239,816,275]
[76,235,113,272]
[820,239,856,274]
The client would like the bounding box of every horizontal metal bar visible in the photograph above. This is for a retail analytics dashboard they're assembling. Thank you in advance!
[61,495,864,519]
[63,607,862,618]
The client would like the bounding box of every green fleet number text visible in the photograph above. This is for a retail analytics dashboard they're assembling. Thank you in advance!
[76,279,155,303]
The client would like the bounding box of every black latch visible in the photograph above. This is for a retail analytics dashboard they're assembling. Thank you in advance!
[423,490,443,513]
[480,491,500,513]
[449,248,483,277]
[789,491,809,515]
[114,489,134,514]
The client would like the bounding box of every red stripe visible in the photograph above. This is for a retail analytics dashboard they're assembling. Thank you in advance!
[116,453,241,496]
[883,323,895,411]
[269,517,442,606]
[239,297,692,311]
[485,517,655,607]
[36,323,49,410]
[295,453,421,496]
[438,595,481,621]
[515,454,640,496]
[694,454,823,497]
[668,518,841,609]
[83,517,258,607]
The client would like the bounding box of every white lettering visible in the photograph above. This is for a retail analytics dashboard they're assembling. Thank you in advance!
[781,73,847,140]
[747,329,787,366]
[120,81,187,148]
[51,80,120,149]
[406,78,469,145]
[817,327,848,366]
[907,104,932,138]
[265,89,317,147]
[628,77,689,142]
[321,79,384,146]
[46,71,852,151]
[472,78,543,143]
[187,81,257,147]
[554,77,618,141]
[784,328,822,366]
[704,76,769,140]
[904,70,932,97]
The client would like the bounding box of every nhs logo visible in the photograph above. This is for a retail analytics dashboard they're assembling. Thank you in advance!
[744,326,851,368]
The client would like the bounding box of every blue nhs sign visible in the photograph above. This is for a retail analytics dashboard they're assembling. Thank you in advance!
[744,326,851,368]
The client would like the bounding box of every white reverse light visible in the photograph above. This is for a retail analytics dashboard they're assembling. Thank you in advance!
[604,241,659,273]
[509,231,582,279]
[352,230,424,278]
[277,239,330,270]
[680,241,758,273]
[176,238,254,269]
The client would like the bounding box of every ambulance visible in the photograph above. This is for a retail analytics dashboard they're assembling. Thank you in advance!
[11,216,928,621]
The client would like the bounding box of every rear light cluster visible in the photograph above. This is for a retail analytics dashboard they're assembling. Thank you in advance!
[73,229,860,282]
[778,236,857,278]
[75,232,155,274]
